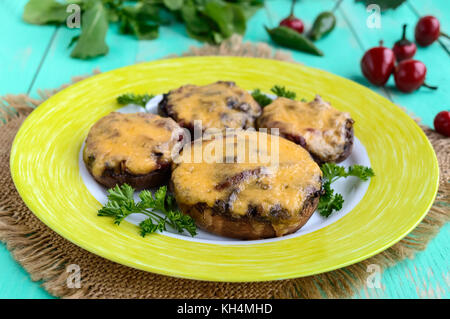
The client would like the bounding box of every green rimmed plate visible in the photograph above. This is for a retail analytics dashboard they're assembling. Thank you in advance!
[10,57,439,282]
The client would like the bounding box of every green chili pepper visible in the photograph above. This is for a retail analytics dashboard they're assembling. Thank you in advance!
[309,11,336,41]
[265,26,324,56]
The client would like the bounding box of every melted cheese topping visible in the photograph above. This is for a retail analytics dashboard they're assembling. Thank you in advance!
[258,96,352,159]
[172,131,321,221]
[166,81,261,130]
[83,112,183,177]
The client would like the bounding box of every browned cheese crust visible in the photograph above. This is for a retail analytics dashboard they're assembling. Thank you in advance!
[158,81,261,135]
[83,112,184,190]
[171,131,323,240]
[257,95,354,164]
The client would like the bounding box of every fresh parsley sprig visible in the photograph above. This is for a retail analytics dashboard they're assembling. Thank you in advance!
[117,93,154,108]
[251,85,299,107]
[271,85,297,99]
[251,88,273,107]
[318,163,374,217]
[98,184,197,237]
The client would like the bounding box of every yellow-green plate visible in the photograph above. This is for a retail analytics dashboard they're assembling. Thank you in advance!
[10,57,439,282]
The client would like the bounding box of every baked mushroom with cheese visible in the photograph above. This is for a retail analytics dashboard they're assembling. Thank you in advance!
[257,95,354,163]
[171,131,322,240]
[158,81,261,135]
[83,112,184,190]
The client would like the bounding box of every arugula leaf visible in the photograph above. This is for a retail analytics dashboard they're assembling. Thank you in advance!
[163,0,184,11]
[117,3,160,40]
[181,4,211,35]
[99,184,197,237]
[70,0,109,59]
[251,89,273,107]
[319,164,374,217]
[117,93,154,107]
[235,0,264,20]
[271,85,297,99]
[229,4,247,35]
[23,0,71,25]
[24,0,263,58]
[202,0,235,38]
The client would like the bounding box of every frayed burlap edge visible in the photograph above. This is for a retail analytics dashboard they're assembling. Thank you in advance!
[0,35,448,299]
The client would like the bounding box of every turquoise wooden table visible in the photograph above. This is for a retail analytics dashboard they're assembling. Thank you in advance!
[1,0,448,298]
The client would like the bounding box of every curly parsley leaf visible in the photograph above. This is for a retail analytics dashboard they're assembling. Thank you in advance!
[98,184,197,237]
[319,164,374,217]
[117,93,154,108]
[271,85,297,99]
[251,89,273,107]
[347,165,375,181]
[252,85,300,107]
[98,184,136,225]
[321,163,347,184]
[322,163,375,183]
[318,182,344,218]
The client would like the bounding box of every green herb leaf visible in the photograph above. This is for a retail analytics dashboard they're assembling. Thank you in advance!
[70,0,109,59]
[321,163,375,184]
[236,0,264,20]
[346,165,375,181]
[321,163,347,184]
[24,0,263,58]
[163,0,184,11]
[251,89,273,107]
[202,0,235,38]
[318,181,344,217]
[23,0,69,25]
[319,164,374,217]
[181,4,211,35]
[99,184,197,237]
[98,184,136,225]
[271,85,297,99]
[117,3,160,40]
[117,93,154,107]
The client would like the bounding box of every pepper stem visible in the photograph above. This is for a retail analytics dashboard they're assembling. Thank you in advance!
[423,83,438,90]
[401,24,407,40]
[440,31,450,40]
[332,0,344,12]
[379,40,384,47]
[289,0,297,17]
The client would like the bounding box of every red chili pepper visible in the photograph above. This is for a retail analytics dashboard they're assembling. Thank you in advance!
[279,0,304,34]
[393,24,417,62]
[393,60,437,93]
[360,41,396,86]
[434,111,450,137]
[415,15,449,46]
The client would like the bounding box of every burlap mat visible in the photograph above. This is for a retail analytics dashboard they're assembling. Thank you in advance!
[0,36,448,299]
